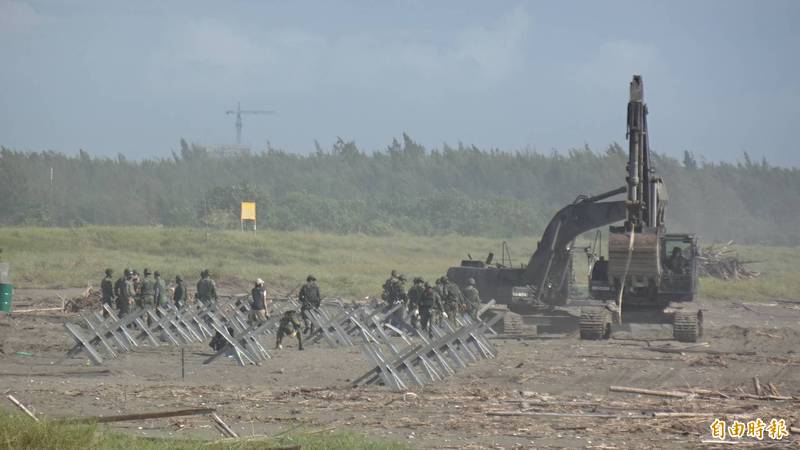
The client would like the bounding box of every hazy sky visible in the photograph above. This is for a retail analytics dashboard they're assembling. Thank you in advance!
[1,0,798,166]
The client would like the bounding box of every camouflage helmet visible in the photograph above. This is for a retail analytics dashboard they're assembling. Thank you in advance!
[175,274,183,282]
[398,274,407,282]
[105,268,113,276]
[154,270,161,277]
[123,268,132,277]
[201,269,209,278]
[413,277,423,284]
[423,282,431,289]
[467,277,476,286]
[390,269,398,277]
[143,268,151,276]
[307,274,316,282]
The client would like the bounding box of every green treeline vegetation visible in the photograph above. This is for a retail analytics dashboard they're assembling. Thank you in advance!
[1,134,798,245]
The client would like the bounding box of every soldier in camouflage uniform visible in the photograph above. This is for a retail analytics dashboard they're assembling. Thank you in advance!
[444,276,465,320]
[419,282,441,337]
[394,275,408,304]
[386,274,408,328]
[195,269,218,307]
[434,277,454,323]
[275,310,303,350]
[101,268,114,317]
[173,275,187,309]
[113,269,127,313]
[115,268,136,317]
[131,270,141,297]
[137,268,155,309]
[381,269,399,305]
[462,277,482,319]
[406,277,425,329]
[298,275,321,334]
[153,271,168,308]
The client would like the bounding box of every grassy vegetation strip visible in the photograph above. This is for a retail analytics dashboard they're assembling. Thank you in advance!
[0,226,537,298]
[0,413,409,450]
[0,226,795,301]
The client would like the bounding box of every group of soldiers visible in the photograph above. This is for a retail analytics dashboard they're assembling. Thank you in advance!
[100,267,203,318]
[100,266,481,350]
[381,269,481,335]
[100,267,317,352]
[248,274,321,351]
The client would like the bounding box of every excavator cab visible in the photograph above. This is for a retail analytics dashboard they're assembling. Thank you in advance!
[588,256,614,300]
[659,234,698,301]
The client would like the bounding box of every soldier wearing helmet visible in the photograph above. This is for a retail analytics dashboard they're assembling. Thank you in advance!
[385,274,409,328]
[153,271,168,308]
[100,268,115,317]
[113,269,127,310]
[114,268,135,316]
[298,275,321,334]
[406,277,425,329]
[381,270,400,305]
[195,269,217,307]
[275,310,303,351]
[463,277,482,319]
[173,274,187,309]
[137,268,155,309]
[131,270,141,296]
[444,276,465,320]
[382,270,408,306]
[418,281,441,337]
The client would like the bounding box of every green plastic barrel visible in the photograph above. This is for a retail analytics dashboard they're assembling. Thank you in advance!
[0,283,12,313]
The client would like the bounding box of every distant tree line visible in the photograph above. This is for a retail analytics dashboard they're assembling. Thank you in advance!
[1,134,798,245]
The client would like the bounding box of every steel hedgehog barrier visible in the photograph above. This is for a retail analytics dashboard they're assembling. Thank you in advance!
[64,297,504,390]
[352,309,505,391]
[63,296,410,366]
[63,295,298,366]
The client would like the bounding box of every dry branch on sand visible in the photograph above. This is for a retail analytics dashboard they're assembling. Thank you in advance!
[609,384,797,402]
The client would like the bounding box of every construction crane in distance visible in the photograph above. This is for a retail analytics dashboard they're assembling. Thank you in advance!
[225,102,276,145]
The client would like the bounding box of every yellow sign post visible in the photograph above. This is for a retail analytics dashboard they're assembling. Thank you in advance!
[240,202,256,232]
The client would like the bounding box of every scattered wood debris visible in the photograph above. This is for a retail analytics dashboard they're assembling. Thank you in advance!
[698,241,760,280]
[609,384,797,402]
[63,285,101,312]
[211,412,239,438]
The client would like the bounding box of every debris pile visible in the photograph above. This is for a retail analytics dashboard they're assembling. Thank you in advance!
[698,242,760,280]
[63,286,101,312]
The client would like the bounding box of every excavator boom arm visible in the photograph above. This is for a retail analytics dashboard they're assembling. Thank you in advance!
[522,188,627,298]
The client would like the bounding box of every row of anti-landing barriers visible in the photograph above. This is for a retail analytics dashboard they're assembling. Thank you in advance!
[64,296,505,391]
